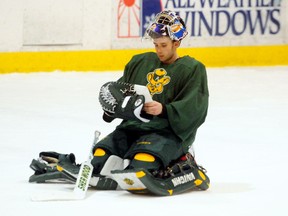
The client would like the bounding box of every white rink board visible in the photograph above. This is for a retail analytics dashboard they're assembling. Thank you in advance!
[0,0,287,51]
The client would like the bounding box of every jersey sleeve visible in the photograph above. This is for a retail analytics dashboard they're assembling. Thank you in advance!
[165,62,209,142]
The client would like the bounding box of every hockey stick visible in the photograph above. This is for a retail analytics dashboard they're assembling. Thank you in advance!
[30,130,101,201]
[73,130,100,199]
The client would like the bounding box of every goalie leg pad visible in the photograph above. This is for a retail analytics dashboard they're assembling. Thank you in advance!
[91,148,111,174]
[111,153,210,196]
[29,152,77,183]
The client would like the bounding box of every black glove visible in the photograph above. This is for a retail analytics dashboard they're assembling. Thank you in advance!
[99,81,152,122]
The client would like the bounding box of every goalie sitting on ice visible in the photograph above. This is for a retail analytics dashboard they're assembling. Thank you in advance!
[29,10,210,196]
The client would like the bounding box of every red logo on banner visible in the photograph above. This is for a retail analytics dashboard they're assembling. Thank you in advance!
[117,0,141,38]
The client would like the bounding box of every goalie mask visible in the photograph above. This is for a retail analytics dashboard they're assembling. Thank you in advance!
[143,10,188,41]
[99,82,152,123]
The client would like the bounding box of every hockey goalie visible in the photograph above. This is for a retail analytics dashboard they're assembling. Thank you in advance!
[29,10,210,196]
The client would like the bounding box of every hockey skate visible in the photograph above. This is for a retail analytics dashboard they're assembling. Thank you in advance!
[111,153,210,196]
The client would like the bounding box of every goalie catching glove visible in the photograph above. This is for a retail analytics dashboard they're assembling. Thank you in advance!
[99,81,152,123]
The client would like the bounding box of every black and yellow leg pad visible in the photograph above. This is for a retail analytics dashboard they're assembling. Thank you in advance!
[111,167,210,196]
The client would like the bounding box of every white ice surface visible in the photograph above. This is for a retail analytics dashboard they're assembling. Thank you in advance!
[0,67,288,216]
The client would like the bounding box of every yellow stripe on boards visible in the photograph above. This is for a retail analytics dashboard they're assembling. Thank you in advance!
[179,45,288,67]
[0,45,287,73]
[0,49,152,73]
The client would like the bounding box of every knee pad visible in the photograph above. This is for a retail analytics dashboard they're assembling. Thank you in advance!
[91,148,110,174]
[91,148,125,175]
[129,153,161,171]
[93,148,107,157]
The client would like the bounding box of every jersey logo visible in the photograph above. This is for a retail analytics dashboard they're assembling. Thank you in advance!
[146,68,170,96]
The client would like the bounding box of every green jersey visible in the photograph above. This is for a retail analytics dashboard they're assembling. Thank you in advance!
[117,52,209,150]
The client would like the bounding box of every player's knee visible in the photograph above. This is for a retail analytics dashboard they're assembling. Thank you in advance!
[129,153,161,171]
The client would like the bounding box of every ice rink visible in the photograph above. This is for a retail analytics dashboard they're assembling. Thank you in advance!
[0,66,287,216]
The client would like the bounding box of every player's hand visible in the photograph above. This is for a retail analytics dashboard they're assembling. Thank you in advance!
[143,101,163,116]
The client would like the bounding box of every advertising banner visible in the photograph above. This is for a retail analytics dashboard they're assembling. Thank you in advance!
[112,0,287,48]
